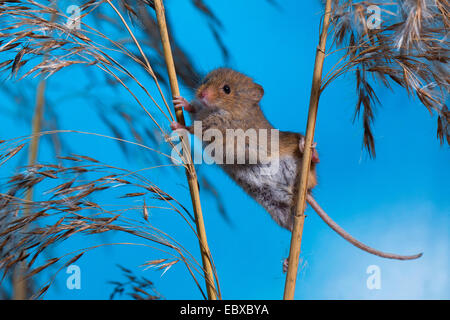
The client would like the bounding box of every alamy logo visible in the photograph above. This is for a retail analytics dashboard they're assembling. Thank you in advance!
[66,264,81,290]
[366,265,381,290]
[169,121,281,175]
[366,5,381,29]
[66,5,82,30]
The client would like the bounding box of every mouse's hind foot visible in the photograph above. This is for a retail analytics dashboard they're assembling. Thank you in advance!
[299,136,320,163]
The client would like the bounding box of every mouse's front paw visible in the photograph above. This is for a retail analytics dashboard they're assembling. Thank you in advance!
[173,96,193,113]
[299,136,320,163]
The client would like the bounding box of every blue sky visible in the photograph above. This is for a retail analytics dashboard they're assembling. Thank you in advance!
[1,0,448,299]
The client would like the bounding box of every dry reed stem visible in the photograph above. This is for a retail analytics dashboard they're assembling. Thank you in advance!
[283,0,333,300]
[11,79,46,300]
[153,0,218,300]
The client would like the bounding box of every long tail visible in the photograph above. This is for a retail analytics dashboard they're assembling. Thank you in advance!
[306,194,423,260]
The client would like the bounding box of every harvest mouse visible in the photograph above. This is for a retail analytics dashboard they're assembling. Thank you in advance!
[171,68,422,261]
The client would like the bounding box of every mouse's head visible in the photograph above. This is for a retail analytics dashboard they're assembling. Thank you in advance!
[194,68,264,112]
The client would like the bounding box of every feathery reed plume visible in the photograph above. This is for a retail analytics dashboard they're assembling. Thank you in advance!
[0,0,226,299]
[0,0,233,222]
[0,137,213,299]
[325,0,449,155]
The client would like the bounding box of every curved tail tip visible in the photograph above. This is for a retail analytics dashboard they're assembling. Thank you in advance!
[404,252,423,260]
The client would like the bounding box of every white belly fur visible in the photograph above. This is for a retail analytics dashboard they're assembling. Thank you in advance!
[221,155,300,230]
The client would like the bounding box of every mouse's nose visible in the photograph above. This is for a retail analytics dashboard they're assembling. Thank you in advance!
[198,88,210,102]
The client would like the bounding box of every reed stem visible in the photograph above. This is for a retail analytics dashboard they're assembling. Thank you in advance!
[12,77,46,300]
[283,0,333,300]
[153,0,218,300]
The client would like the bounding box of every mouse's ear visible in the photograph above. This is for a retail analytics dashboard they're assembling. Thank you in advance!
[249,83,264,102]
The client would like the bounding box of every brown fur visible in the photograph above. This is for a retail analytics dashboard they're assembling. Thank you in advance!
[192,68,317,189]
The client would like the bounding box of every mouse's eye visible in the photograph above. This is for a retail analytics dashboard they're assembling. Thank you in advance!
[222,85,231,94]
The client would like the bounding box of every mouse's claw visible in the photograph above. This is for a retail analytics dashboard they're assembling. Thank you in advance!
[299,136,320,163]
[170,121,187,131]
[173,96,193,113]
[282,258,288,274]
